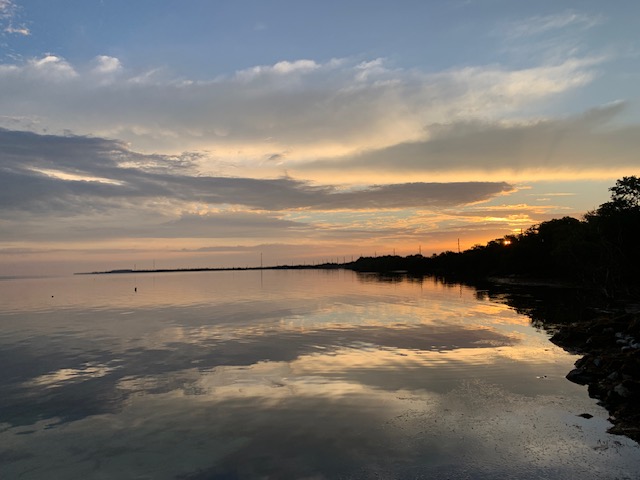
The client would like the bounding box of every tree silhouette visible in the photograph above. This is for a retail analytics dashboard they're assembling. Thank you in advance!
[593,176,640,215]
[609,176,640,210]
[349,176,640,299]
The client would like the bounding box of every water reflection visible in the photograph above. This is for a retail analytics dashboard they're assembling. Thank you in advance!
[1,270,638,479]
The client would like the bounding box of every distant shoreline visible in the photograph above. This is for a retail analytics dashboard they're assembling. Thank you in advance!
[74,263,350,275]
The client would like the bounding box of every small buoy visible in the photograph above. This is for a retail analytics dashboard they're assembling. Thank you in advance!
[134,287,137,292]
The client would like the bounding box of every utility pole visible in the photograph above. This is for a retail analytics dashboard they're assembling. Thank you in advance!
[457,238,460,254]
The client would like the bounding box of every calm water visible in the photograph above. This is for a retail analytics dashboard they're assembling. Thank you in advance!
[1,270,638,479]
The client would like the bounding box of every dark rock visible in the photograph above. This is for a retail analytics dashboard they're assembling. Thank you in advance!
[621,379,640,396]
[584,346,640,440]
[539,305,640,442]
[588,382,607,400]
[614,383,631,398]
[620,355,640,377]
[551,326,591,353]
[566,368,598,385]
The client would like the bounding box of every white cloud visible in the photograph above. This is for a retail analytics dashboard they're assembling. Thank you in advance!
[354,58,389,81]
[0,0,29,36]
[27,55,78,80]
[492,10,607,68]
[0,0,15,18]
[504,11,601,39]
[0,54,603,169]
[4,24,28,35]
[234,59,320,81]
[92,55,122,75]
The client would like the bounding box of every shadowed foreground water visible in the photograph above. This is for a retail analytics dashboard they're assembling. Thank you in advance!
[1,270,638,479]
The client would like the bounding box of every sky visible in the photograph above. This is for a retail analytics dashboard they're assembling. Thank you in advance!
[1,0,639,276]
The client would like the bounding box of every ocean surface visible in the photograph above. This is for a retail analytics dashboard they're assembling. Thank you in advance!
[1,269,639,479]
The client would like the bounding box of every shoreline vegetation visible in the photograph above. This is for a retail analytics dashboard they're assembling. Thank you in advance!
[78,177,640,442]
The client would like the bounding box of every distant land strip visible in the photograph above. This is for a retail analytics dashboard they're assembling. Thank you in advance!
[75,263,352,275]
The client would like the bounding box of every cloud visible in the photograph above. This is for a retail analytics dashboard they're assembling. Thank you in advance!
[503,11,601,39]
[4,24,28,35]
[300,103,640,179]
[0,0,29,36]
[18,55,78,80]
[156,213,308,239]
[234,59,321,81]
[0,54,602,163]
[0,128,514,214]
[304,182,515,211]
[491,10,607,69]
[92,55,122,75]
[0,0,16,17]
[0,51,618,268]
[0,128,514,244]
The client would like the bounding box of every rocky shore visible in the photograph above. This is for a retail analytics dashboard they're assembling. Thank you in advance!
[550,307,640,442]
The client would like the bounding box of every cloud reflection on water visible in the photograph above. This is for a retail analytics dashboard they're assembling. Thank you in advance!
[27,362,117,389]
[4,367,637,480]
[2,271,640,479]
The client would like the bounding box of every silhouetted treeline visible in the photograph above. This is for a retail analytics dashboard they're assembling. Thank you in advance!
[349,177,640,298]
